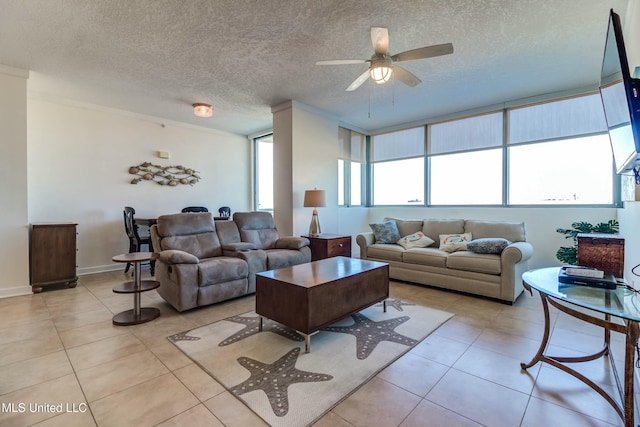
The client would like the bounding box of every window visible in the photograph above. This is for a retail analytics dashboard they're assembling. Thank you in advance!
[254,133,273,211]
[508,135,613,204]
[371,127,425,205]
[429,112,503,205]
[345,92,615,208]
[508,95,612,205]
[338,128,365,206]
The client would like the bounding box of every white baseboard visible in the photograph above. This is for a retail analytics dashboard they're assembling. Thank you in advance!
[0,286,33,299]
[77,264,124,276]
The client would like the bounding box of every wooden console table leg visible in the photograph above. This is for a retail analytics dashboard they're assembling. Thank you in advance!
[624,321,638,427]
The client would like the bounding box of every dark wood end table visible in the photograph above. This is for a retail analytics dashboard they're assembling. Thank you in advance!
[111,252,160,325]
[302,234,352,261]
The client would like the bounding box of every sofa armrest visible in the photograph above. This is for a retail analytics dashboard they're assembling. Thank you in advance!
[501,242,534,265]
[159,249,199,265]
[356,232,375,259]
[222,242,256,256]
[275,236,310,250]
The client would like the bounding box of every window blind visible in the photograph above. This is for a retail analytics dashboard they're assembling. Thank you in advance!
[508,94,607,144]
[371,127,425,162]
[430,112,503,154]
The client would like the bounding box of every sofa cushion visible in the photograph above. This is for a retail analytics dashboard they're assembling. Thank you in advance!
[198,257,248,286]
[234,211,280,249]
[464,220,527,243]
[397,232,435,249]
[159,250,199,264]
[447,251,501,275]
[467,238,512,254]
[422,219,465,243]
[266,249,309,270]
[369,220,402,244]
[162,232,222,259]
[402,248,448,268]
[275,236,310,250]
[384,217,423,238]
[439,233,472,253]
[157,212,215,236]
[367,243,404,262]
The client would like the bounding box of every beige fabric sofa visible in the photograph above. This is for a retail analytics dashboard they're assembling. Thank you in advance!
[150,211,311,311]
[356,218,533,303]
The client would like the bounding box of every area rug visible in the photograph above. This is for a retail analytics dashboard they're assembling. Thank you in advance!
[168,299,453,427]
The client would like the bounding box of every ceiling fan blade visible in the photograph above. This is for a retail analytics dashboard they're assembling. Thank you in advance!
[371,27,389,54]
[316,59,368,65]
[391,43,453,62]
[393,66,422,87]
[346,69,371,91]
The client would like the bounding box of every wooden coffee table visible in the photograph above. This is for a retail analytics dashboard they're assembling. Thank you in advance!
[255,256,389,352]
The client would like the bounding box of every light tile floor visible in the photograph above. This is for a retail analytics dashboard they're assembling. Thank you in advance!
[0,269,634,426]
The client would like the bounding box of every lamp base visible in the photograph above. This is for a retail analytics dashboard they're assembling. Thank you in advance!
[308,209,322,237]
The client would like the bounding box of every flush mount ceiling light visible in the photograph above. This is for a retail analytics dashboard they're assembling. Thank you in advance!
[193,103,213,118]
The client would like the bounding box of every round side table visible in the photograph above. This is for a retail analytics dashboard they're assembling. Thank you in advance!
[111,252,160,325]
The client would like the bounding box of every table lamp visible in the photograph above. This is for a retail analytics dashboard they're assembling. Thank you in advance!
[303,189,326,236]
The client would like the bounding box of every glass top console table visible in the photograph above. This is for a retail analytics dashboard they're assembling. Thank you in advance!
[521,267,639,426]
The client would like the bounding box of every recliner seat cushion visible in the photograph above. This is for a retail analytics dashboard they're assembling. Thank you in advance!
[198,257,248,285]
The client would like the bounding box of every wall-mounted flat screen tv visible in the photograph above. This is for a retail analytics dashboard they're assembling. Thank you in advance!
[599,9,640,174]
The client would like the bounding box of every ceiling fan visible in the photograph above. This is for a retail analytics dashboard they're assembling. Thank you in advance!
[316,27,453,91]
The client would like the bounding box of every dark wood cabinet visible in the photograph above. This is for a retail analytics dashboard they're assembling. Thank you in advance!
[303,234,352,261]
[29,223,78,293]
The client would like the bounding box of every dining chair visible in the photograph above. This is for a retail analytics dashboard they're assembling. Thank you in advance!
[218,206,231,217]
[123,207,153,273]
[181,206,209,213]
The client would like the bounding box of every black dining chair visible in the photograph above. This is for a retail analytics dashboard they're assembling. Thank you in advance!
[218,206,231,217]
[181,206,209,213]
[123,207,154,274]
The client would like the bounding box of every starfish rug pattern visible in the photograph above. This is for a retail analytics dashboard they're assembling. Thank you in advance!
[230,347,333,417]
[377,298,416,312]
[219,315,304,346]
[322,313,418,359]
[168,331,200,342]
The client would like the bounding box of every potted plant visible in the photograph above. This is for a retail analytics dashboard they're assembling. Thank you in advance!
[555,220,619,265]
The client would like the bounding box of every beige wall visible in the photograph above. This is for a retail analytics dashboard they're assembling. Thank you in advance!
[0,67,29,297]
[27,98,251,276]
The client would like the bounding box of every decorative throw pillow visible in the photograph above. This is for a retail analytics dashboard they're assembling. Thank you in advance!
[439,233,472,253]
[397,232,435,249]
[467,238,512,254]
[369,220,402,244]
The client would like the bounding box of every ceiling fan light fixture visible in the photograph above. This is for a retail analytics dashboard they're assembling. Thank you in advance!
[370,64,393,84]
[193,103,213,118]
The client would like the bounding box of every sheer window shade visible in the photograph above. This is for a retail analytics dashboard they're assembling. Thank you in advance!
[371,127,425,162]
[509,94,607,144]
[338,127,365,162]
[430,112,503,155]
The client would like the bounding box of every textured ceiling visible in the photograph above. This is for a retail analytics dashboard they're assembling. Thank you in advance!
[0,0,631,136]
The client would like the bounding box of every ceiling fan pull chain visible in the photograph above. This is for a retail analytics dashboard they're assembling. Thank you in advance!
[368,81,371,118]
[392,75,396,107]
